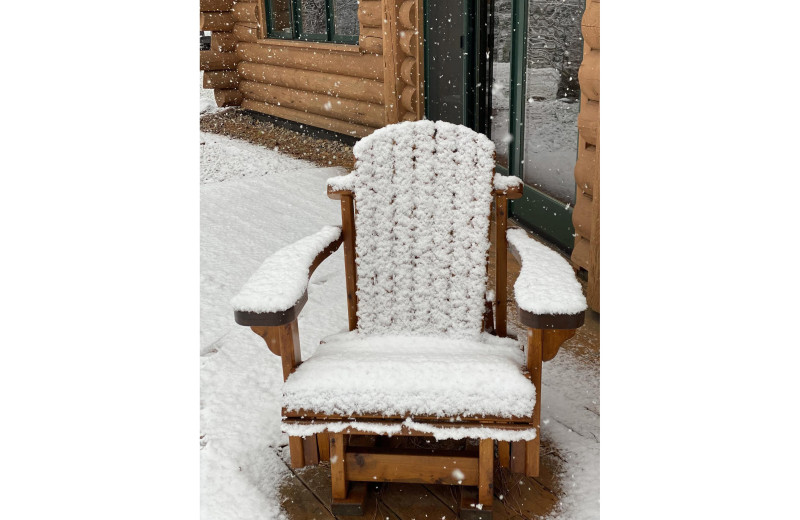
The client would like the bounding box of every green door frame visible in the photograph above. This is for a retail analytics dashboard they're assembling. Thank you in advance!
[422,0,577,252]
[506,0,576,252]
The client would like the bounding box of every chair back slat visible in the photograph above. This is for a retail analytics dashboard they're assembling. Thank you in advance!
[350,120,495,336]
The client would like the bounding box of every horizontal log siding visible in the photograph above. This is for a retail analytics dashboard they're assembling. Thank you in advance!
[200,0,234,12]
[200,0,390,135]
[238,62,384,104]
[571,0,600,312]
[236,43,383,80]
[239,80,384,127]
[358,1,382,27]
[231,3,258,23]
[242,99,376,137]
[203,70,240,89]
[200,12,234,32]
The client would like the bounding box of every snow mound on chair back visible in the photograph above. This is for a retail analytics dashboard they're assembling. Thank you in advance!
[351,120,495,337]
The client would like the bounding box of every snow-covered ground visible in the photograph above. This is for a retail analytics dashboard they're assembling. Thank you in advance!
[200,93,598,519]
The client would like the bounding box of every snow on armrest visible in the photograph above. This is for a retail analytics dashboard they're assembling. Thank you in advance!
[231,226,342,322]
[493,173,523,198]
[507,228,586,327]
[326,173,355,193]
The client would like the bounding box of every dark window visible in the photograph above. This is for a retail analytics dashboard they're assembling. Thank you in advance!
[265,0,359,44]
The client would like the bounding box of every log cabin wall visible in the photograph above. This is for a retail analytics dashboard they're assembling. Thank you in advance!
[572,0,599,312]
[199,0,425,138]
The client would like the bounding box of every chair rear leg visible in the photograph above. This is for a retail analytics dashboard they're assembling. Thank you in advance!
[330,432,367,516]
[479,438,494,506]
[330,433,347,500]
[461,438,494,519]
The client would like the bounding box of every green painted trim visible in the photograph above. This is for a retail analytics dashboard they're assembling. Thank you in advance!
[508,0,527,178]
[510,185,575,253]
[330,34,358,44]
[461,0,472,127]
[292,0,302,38]
[296,34,328,41]
[325,0,334,39]
[423,0,430,119]
[267,0,358,44]
[265,0,273,34]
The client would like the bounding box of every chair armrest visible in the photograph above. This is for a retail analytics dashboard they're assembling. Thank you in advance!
[493,174,523,199]
[232,226,343,326]
[326,173,355,199]
[506,228,587,330]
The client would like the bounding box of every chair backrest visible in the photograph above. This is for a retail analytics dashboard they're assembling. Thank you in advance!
[350,120,496,337]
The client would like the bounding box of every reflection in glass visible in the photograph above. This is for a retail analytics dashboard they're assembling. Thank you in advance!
[333,0,359,37]
[301,0,327,35]
[425,3,465,124]
[269,0,293,37]
[521,0,584,204]
[489,0,513,169]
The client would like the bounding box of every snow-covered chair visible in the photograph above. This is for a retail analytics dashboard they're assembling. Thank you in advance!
[232,120,586,518]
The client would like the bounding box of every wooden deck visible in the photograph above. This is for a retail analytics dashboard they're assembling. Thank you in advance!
[278,444,570,520]
[273,221,600,519]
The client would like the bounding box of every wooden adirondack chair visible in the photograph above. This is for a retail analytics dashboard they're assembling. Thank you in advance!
[232,120,587,519]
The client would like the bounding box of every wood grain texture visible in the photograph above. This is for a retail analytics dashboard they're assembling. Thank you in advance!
[510,441,526,474]
[240,99,375,137]
[289,436,305,468]
[494,194,508,337]
[239,80,384,127]
[203,70,239,89]
[210,31,238,52]
[303,435,320,466]
[238,62,384,104]
[200,12,234,32]
[317,431,330,461]
[200,0,234,11]
[358,1,383,27]
[232,22,259,43]
[498,440,510,468]
[478,438,494,506]
[200,50,237,71]
[345,450,479,485]
[237,42,383,80]
[330,433,347,500]
[213,88,243,107]
[398,0,417,29]
[340,194,359,331]
[381,0,401,124]
[231,2,258,23]
[526,329,543,477]
[572,3,601,312]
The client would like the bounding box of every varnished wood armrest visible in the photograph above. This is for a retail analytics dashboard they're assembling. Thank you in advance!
[493,174,523,199]
[232,226,343,326]
[507,228,587,331]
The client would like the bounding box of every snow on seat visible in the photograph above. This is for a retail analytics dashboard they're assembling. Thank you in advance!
[282,332,535,419]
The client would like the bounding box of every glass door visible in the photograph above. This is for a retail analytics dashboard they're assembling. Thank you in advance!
[488,0,584,252]
[424,1,483,126]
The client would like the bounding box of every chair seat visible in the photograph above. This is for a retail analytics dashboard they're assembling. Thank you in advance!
[282,332,536,419]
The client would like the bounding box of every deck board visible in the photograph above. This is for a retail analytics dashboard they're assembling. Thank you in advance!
[381,483,458,520]
[278,466,337,519]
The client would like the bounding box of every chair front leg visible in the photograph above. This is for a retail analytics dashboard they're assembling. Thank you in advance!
[330,432,347,500]
[526,328,544,477]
